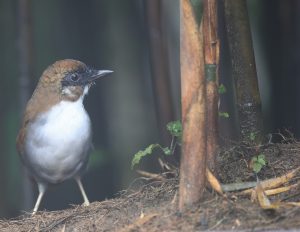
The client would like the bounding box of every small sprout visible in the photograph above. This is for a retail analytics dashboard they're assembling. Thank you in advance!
[251,154,266,173]
[219,112,229,118]
[218,84,227,94]
[131,120,182,169]
[166,120,182,138]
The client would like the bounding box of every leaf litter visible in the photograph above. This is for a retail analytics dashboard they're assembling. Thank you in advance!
[1,137,300,231]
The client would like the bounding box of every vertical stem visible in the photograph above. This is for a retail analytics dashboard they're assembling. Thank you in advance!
[18,0,34,211]
[145,0,174,144]
[179,0,207,211]
[203,0,219,172]
[223,0,263,143]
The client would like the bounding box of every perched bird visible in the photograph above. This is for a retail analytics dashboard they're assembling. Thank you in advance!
[16,59,113,214]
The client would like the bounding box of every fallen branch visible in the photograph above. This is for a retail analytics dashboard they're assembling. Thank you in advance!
[221,167,300,192]
[222,181,257,192]
[136,170,166,181]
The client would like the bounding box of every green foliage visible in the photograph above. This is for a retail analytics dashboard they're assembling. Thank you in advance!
[131,144,160,169]
[131,121,183,169]
[251,154,266,173]
[162,147,172,155]
[166,120,182,138]
[219,111,230,118]
[218,84,227,94]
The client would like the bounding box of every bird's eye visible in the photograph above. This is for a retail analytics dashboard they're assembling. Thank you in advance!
[70,73,79,82]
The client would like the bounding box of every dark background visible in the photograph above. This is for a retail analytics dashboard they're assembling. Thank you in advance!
[0,0,299,218]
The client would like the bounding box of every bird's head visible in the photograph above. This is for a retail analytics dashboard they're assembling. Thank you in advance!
[39,59,113,101]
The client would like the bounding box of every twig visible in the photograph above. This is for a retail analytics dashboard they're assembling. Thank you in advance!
[40,211,79,232]
[208,217,225,230]
[136,170,166,181]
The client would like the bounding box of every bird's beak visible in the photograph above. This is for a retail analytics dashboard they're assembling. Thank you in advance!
[85,69,113,83]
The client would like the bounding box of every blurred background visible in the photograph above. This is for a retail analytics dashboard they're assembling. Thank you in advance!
[1,0,300,218]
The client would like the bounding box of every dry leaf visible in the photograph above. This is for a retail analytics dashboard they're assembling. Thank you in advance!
[206,168,223,195]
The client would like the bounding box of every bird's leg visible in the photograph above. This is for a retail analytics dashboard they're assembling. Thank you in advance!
[32,182,47,215]
[75,177,90,206]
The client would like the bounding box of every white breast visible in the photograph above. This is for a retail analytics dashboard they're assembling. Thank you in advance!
[25,96,92,183]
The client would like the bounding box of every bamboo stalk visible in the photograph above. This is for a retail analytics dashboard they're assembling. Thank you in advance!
[179,0,207,211]
[145,0,174,144]
[223,0,263,143]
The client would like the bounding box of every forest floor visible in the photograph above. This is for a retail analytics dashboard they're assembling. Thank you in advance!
[1,135,300,231]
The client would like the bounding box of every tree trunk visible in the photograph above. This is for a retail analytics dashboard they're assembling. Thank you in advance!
[223,0,263,144]
[179,0,207,211]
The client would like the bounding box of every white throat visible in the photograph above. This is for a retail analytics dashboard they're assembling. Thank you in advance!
[61,85,90,100]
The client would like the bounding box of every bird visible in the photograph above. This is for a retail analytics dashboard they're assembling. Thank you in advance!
[16,59,113,215]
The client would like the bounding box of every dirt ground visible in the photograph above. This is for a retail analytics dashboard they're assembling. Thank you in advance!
[1,136,300,231]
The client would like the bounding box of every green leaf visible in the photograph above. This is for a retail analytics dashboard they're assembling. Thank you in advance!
[218,84,227,94]
[166,120,182,138]
[219,112,229,118]
[131,144,160,169]
[253,162,263,173]
[162,147,171,155]
[251,154,266,173]
[131,120,183,169]
[257,154,266,165]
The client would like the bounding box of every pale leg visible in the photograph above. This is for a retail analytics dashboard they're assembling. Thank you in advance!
[75,177,90,206]
[32,182,47,215]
